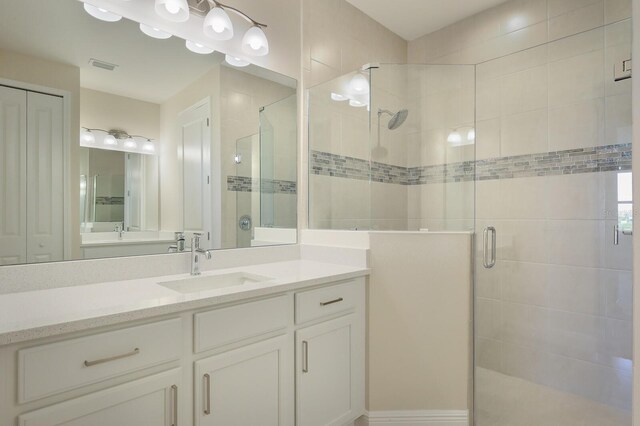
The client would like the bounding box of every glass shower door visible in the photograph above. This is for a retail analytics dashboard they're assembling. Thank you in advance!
[474,21,633,425]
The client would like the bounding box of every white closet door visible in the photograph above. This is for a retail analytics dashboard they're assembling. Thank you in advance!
[26,91,64,263]
[0,86,27,265]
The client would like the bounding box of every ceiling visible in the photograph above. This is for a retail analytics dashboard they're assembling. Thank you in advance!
[345,0,511,41]
[0,0,225,104]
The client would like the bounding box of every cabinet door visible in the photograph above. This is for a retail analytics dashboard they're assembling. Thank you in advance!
[296,314,364,426]
[18,368,181,426]
[194,336,293,426]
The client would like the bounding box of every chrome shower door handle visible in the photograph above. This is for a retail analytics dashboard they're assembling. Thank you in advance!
[483,226,496,269]
[614,224,619,245]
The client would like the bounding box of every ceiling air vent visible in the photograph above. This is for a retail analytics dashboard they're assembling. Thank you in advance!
[88,58,118,71]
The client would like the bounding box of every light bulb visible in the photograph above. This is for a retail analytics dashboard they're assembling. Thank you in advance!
[349,74,369,95]
[83,3,122,22]
[103,135,117,146]
[155,0,189,22]
[139,23,172,39]
[81,130,95,144]
[467,128,476,142]
[143,140,156,152]
[447,131,462,144]
[242,26,269,56]
[124,139,138,149]
[204,7,233,40]
[225,55,250,67]
[331,93,348,101]
[185,40,214,54]
[165,0,180,14]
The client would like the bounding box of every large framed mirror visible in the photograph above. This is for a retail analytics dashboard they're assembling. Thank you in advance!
[0,0,297,265]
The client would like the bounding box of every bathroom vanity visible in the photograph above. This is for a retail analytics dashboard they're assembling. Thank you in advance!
[0,255,368,426]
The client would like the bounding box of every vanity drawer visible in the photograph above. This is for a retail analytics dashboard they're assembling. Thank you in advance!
[18,318,182,403]
[194,295,289,353]
[295,279,362,324]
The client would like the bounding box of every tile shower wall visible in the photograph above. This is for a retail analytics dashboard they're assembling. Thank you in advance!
[304,0,407,230]
[220,66,295,248]
[406,0,633,411]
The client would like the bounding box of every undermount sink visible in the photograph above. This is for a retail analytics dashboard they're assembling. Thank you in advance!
[158,272,273,294]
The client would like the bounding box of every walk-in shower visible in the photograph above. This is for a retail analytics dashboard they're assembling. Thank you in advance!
[308,15,633,423]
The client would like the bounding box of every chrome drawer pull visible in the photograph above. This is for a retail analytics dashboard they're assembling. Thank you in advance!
[302,341,309,373]
[83,348,140,367]
[203,373,211,415]
[171,385,178,426]
[320,297,344,306]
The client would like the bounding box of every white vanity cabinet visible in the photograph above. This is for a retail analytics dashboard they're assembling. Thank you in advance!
[1,276,366,426]
[17,368,182,426]
[194,336,293,426]
[295,282,365,426]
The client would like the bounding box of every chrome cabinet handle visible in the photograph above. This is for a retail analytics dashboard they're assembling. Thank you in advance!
[320,297,344,306]
[615,225,619,245]
[483,227,496,269]
[171,385,178,426]
[203,373,211,415]
[83,348,140,367]
[302,341,309,373]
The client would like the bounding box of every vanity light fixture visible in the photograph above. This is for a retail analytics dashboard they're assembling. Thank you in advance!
[186,40,215,54]
[139,23,172,39]
[242,25,269,56]
[225,54,250,67]
[155,0,190,22]
[80,128,158,155]
[83,3,122,22]
[204,4,234,40]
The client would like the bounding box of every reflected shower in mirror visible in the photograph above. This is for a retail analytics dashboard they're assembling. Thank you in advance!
[0,0,297,266]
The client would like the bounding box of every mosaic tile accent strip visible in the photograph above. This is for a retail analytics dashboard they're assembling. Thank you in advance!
[311,143,632,185]
[311,151,407,184]
[95,196,124,205]
[227,176,297,194]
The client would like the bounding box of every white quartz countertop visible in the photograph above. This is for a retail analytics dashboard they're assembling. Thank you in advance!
[0,260,369,346]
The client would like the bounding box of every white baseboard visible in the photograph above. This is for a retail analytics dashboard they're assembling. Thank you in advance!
[358,410,469,426]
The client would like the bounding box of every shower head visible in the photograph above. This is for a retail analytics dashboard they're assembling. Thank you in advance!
[378,108,409,130]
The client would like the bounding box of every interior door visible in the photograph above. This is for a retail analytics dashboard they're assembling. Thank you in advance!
[125,153,143,231]
[180,100,211,243]
[26,91,64,263]
[0,86,27,265]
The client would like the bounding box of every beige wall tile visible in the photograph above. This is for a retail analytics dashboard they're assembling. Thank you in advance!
[605,0,632,23]
[549,1,604,41]
[548,99,605,151]
[500,108,548,156]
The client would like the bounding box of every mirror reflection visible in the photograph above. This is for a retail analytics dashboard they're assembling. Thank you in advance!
[0,0,297,266]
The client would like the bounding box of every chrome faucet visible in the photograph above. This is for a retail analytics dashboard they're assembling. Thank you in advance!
[168,232,187,253]
[191,233,212,276]
[114,223,124,240]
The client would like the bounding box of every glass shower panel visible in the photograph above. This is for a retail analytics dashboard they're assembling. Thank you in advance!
[369,64,476,231]
[308,70,373,230]
[474,21,633,425]
[234,134,259,248]
[260,94,298,230]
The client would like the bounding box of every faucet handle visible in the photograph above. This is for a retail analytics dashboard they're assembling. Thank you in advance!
[192,233,202,249]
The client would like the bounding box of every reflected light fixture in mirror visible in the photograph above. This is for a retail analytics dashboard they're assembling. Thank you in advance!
[81,129,96,144]
[331,92,349,102]
[139,23,172,39]
[225,54,250,67]
[103,134,118,146]
[83,3,122,22]
[186,40,215,54]
[154,0,190,22]
[349,73,370,95]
